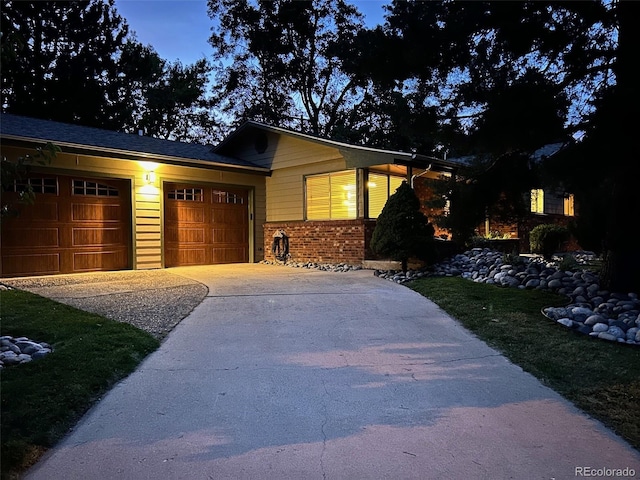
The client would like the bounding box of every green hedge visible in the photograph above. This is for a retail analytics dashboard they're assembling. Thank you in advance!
[530,224,569,259]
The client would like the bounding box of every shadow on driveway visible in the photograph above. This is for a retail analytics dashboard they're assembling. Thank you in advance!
[17,264,640,479]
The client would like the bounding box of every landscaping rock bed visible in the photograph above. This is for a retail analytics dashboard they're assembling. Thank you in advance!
[376,248,640,347]
[260,259,363,272]
[0,334,53,368]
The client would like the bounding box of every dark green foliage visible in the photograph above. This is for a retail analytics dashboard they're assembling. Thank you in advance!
[530,224,569,260]
[371,0,639,292]
[1,0,128,130]
[1,0,217,143]
[370,182,435,272]
[1,142,60,220]
[425,173,484,246]
[207,0,366,137]
[426,152,537,247]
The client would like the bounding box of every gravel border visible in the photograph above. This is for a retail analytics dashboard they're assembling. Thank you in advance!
[2,270,209,340]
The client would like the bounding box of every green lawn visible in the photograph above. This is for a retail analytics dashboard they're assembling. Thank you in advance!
[0,289,159,480]
[409,276,640,452]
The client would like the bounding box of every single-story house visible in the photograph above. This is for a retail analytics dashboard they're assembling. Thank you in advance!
[0,114,460,277]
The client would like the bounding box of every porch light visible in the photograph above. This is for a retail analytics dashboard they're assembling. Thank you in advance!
[143,171,156,185]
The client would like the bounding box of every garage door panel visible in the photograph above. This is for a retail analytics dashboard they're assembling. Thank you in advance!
[165,204,205,223]
[211,208,247,225]
[165,183,249,267]
[11,202,60,222]
[1,253,60,276]
[212,247,248,264]
[73,249,128,272]
[72,227,126,247]
[212,227,247,244]
[165,226,205,244]
[72,203,122,222]
[166,247,206,266]
[2,227,60,248]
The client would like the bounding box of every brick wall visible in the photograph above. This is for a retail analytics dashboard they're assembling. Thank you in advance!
[264,220,378,264]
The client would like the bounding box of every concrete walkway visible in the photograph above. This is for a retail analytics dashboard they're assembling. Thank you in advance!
[22,264,640,480]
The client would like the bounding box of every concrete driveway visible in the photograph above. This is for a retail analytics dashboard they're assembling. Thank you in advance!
[21,264,640,480]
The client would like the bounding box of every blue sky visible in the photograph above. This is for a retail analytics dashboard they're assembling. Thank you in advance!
[114,0,388,65]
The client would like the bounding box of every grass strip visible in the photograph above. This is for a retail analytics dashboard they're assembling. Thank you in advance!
[409,276,640,452]
[0,289,160,479]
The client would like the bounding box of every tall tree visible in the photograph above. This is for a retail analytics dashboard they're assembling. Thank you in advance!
[368,0,637,291]
[330,83,441,154]
[1,0,219,143]
[1,0,128,129]
[117,41,219,143]
[207,0,367,137]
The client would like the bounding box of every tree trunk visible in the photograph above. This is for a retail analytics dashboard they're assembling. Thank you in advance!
[599,1,640,294]
[600,249,640,294]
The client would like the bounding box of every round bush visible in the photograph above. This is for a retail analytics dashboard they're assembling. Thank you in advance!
[530,223,569,259]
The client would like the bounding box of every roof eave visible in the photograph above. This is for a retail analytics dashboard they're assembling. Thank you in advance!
[219,121,460,171]
[393,153,460,172]
[1,134,272,176]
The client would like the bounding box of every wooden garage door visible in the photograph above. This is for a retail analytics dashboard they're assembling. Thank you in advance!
[1,175,131,277]
[164,183,249,267]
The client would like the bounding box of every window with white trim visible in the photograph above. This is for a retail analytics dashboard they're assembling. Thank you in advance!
[306,170,357,220]
[367,173,404,218]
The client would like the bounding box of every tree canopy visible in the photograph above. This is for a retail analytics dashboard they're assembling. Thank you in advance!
[1,0,218,143]
[357,0,637,291]
[207,0,367,137]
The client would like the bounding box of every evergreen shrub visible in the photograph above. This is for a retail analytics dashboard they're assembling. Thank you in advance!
[530,223,569,260]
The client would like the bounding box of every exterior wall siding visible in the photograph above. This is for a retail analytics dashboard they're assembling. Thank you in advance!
[266,158,347,222]
[1,146,267,271]
[134,188,162,269]
[224,132,343,170]
[264,219,377,265]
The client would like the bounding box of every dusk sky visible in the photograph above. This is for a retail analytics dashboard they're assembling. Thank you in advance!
[114,0,388,66]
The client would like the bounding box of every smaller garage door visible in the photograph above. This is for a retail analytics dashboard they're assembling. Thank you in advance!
[1,175,131,277]
[164,183,249,267]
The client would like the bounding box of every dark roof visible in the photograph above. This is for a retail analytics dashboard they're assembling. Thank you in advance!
[0,114,269,173]
[215,120,462,172]
[448,142,569,166]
